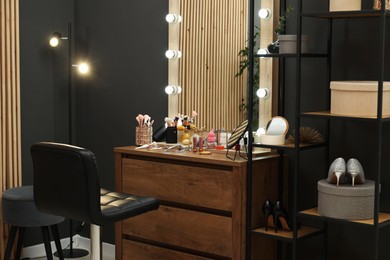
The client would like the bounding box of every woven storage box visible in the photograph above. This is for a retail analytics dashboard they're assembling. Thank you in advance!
[318,179,375,220]
[330,81,390,117]
[330,0,361,11]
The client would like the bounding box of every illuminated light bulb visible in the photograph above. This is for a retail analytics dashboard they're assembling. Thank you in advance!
[49,32,62,47]
[165,85,182,95]
[72,63,90,74]
[258,8,271,19]
[165,50,182,59]
[78,63,89,74]
[257,48,269,55]
[256,88,270,99]
[256,128,266,136]
[49,37,59,47]
[166,14,182,23]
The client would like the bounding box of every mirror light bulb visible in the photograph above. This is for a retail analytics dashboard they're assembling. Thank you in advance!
[258,8,271,19]
[256,128,266,136]
[166,14,182,23]
[256,88,270,99]
[257,48,269,55]
[165,50,182,59]
[165,85,182,95]
[165,85,174,95]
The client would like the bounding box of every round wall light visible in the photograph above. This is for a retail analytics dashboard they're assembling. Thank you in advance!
[165,50,182,59]
[165,85,182,95]
[166,14,182,24]
[258,8,271,19]
[256,88,270,99]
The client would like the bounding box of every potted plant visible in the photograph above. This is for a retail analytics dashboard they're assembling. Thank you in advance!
[235,26,260,128]
[268,5,309,54]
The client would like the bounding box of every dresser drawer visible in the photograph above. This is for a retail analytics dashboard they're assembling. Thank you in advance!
[122,239,212,260]
[122,205,232,258]
[121,157,234,211]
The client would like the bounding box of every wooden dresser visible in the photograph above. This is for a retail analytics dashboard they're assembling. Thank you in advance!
[114,146,283,260]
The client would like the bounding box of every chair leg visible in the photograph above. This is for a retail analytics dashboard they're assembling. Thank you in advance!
[15,227,26,260]
[50,225,64,260]
[41,226,53,260]
[90,224,102,260]
[4,226,18,260]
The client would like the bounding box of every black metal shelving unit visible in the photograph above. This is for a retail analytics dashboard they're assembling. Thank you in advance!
[246,0,390,259]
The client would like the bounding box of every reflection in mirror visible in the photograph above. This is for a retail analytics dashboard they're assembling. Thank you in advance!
[168,0,279,133]
[265,116,289,135]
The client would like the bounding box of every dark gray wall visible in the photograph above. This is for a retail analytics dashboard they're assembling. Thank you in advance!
[20,0,74,247]
[73,0,168,242]
[20,0,167,246]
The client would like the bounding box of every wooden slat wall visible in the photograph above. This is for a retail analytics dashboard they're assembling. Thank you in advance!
[179,0,247,131]
[0,0,22,257]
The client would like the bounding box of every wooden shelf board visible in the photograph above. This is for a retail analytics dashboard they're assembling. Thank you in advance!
[300,208,390,225]
[252,141,325,150]
[252,226,321,241]
[301,110,390,120]
[301,10,390,19]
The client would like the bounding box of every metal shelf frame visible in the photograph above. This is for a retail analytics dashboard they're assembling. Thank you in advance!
[246,0,389,259]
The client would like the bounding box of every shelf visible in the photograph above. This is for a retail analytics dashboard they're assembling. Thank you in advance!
[300,110,390,121]
[252,226,322,242]
[301,10,390,19]
[252,141,325,151]
[254,53,328,58]
[300,208,390,226]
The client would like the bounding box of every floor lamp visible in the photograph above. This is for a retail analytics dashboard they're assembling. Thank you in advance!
[49,22,90,258]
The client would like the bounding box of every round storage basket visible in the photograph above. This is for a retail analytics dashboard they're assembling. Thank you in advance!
[318,179,375,220]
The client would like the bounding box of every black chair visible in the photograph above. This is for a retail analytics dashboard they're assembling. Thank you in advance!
[2,186,64,260]
[30,142,159,260]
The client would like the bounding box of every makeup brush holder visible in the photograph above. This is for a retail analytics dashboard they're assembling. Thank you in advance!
[135,126,153,146]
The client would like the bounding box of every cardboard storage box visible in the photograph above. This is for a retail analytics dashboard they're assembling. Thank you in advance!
[318,179,375,220]
[330,81,390,117]
[278,35,309,54]
[330,0,361,11]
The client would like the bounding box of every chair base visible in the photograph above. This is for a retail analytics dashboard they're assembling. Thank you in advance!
[90,224,101,260]
[54,248,89,258]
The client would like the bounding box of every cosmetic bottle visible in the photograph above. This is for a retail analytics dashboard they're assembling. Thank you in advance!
[207,130,216,149]
[198,137,204,152]
[192,136,197,152]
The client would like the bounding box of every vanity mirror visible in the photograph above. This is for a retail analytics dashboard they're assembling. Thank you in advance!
[167,0,280,132]
[265,116,289,135]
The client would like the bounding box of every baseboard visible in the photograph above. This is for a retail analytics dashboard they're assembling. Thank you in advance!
[21,235,115,259]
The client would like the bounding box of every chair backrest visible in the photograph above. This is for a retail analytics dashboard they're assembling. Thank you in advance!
[31,142,102,224]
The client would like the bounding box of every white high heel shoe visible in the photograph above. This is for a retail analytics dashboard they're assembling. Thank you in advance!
[327,157,347,186]
[347,158,365,186]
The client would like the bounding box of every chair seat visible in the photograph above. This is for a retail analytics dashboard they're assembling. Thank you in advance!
[100,188,159,223]
[2,186,65,227]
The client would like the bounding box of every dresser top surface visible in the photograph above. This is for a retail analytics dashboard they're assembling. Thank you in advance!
[115,146,277,167]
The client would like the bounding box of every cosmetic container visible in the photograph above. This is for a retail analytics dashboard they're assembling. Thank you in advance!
[136,126,153,146]
[166,127,178,143]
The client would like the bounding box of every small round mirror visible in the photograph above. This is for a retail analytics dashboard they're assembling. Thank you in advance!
[265,116,289,135]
